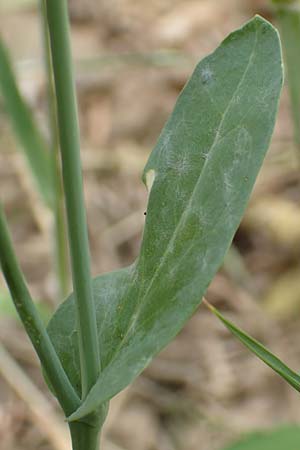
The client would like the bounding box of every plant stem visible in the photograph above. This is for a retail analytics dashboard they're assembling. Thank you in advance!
[45,0,100,398]
[273,1,300,151]
[39,0,70,300]
[69,422,101,450]
[0,205,80,416]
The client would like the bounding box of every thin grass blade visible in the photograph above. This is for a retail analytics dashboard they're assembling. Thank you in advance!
[204,299,300,392]
[0,38,54,207]
[272,0,300,149]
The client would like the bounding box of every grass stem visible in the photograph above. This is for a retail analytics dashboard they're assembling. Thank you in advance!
[0,205,80,415]
[39,0,70,300]
[45,0,100,398]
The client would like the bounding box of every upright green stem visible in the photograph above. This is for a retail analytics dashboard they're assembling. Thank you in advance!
[39,0,70,300]
[69,422,101,450]
[0,205,80,416]
[45,0,100,398]
[273,0,300,150]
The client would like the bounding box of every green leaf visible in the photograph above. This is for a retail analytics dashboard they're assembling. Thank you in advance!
[204,299,300,392]
[0,38,54,207]
[222,425,300,450]
[47,16,283,420]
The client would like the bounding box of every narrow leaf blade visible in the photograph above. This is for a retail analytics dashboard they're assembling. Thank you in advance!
[47,16,283,420]
[273,2,300,148]
[204,299,300,392]
[0,38,54,207]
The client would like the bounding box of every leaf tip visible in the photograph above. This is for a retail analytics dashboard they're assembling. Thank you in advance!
[202,297,216,313]
[251,14,284,88]
[249,14,281,42]
[252,13,273,27]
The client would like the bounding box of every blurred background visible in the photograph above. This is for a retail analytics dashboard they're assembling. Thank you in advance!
[0,0,300,449]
